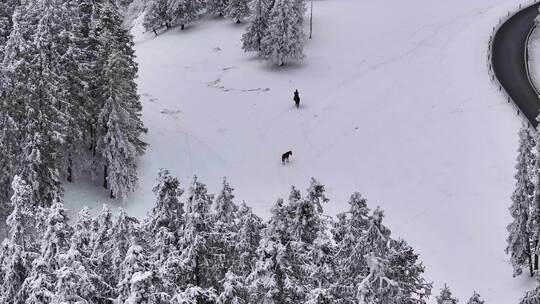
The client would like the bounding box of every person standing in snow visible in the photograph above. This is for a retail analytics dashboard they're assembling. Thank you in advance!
[294,89,300,108]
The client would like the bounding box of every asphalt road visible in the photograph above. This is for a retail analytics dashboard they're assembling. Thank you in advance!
[492,2,540,127]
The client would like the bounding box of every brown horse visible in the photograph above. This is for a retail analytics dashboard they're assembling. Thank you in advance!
[282,151,293,164]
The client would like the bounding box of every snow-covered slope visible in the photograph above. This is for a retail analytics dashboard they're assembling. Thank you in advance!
[65,0,536,302]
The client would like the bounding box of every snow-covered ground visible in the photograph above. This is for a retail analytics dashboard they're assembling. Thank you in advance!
[64,0,537,302]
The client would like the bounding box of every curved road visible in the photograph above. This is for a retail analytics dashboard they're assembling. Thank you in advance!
[492,2,540,127]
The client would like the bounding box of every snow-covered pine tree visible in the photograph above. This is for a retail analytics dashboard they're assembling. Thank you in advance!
[363,207,392,256]
[111,209,140,283]
[350,207,402,303]
[145,168,185,235]
[207,0,229,17]
[226,0,249,23]
[247,198,307,303]
[54,213,113,303]
[0,7,28,210]
[54,242,103,304]
[16,258,56,304]
[387,239,432,303]
[0,242,28,304]
[508,125,535,277]
[143,170,185,297]
[1,0,111,197]
[66,207,117,301]
[528,122,540,271]
[57,0,98,183]
[171,285,218,303]
[91,205,114,256]
[90,205,116,288]
[521,285,540,304]
[305,227,336,304]
[150,226,181,300]
[355,253,400,304]
[167,0,202,30]
[40,198,73,268]
[289,184,302,205]
[0,0,19,58]
[0,176,40,303]
[144,0,170,34]
[19,131,63,207]
[0,101,19,218]
[467,292,485,304]
[116,241,155,304]
[29,0,75,192]
[241,0,267,52]
[233,202,263,277]
[3,0,67,207]
[4,176,40,252]
[290,178,328,244]
[259,0,305,66]
[332,192,371,300]
[18,197,73,303]
[115,0,135,12]
[436,284,459,304]
[78,0,103,163]
[214,178,238,223]
[212,178,240,292]
[72,207,93,258]
[94,2,147,200]
[287,179,337,300]
[177,177,216,290]
[217,271,248,304]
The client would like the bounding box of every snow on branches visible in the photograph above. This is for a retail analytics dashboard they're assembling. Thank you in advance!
[0,170,432,303]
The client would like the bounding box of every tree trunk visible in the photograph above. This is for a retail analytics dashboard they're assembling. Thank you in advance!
[528,238,534,276]
[309,0,313,39]
[103,165,108,189]
[88,126,94,152]
[535,240,539,271]
[529,253,534,277]
[181,24,185,30]
[195,256,200,286]
[236,18,241,24]
[110,189,114,199]
[67,159,73,183]
[153,29,158,36]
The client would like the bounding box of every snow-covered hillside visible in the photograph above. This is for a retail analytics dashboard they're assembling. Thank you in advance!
[65,0,536,302]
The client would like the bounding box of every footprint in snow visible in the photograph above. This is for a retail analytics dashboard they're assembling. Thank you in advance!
[160,109,182,119]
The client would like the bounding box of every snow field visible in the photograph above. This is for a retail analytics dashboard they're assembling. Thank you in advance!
[65,0,538,302]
